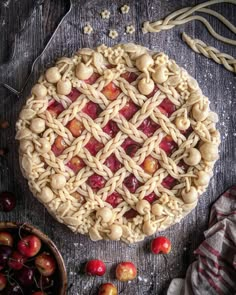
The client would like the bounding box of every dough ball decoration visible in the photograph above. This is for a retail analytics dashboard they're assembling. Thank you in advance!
[16,43,220,243]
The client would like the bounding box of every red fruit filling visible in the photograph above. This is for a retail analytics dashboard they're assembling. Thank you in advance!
[121,72,138,83]
[67,156,85,173]
[85,137,104,156]
[146,85,159,98]
[103,120,119,137]
[158,98,176,117]
[162,175,177,189]
[121,138,140,157]
[138,118,160,137]
[51,136,67,156]
[124,209,138,219]
[67,118,84,137]
[159,135,177,156]
[47,101,64,117]
[144,193,158,204]
[82,101,102,119]
[104,154,122,173]
[178,160,189,172]
[119,100,139,120]
[84,73,100,85]
[87,174,105,189]
[67,88,81,102]
[102,82,121,101]
[181,126,193,137]
[123,174,140,193]
[105,192,123,208]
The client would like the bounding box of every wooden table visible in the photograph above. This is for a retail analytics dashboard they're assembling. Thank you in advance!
[0,0,235,294]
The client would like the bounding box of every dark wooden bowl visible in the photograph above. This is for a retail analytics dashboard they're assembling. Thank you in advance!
[0,222,67,295]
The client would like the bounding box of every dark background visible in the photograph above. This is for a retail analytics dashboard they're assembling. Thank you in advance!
[0,0,235,294]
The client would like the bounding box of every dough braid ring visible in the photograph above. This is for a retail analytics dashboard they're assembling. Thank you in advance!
[16,43,220,243]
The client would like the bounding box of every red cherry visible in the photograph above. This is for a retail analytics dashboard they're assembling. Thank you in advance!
[123,209,138,219]
[158,98,175,117]
[67,156,85,173]
[115,262,137,281]
[105,192,123,208]
[98,283,118,295]
[35,252,56,276]
[0,245,12,270]
[102,82,121,101]
[121,71,138,83]
[144,193,157,204]
[17,235,41,257]
[85,137,104,156]
[119,100,139,120]
[0,273,6,291]
[0,231,13,246]
[87,174,105,189]
[82,101,102,119]
[104,154,122,173]
[16,266,35,286]
[0,192,16,212]
[123,175,140,193]
[67,118,84,137]
[85,259,106,276]
[103,121,119,137]
[51,136,67,156]
[8,251,27,270]
[146,85,159,98]
[151,236,171,254]
[162,175,177,189]
[159,135,177,155]
[138,118,160,137]
[84,72,100,84]
[67,87,81,102]
[47,101,64,117]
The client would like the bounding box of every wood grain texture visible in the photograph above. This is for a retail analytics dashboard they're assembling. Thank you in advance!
[0,0,235,294]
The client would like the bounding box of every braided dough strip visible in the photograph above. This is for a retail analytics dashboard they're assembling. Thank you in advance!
[182,32,236,73]
[143,0,236,45]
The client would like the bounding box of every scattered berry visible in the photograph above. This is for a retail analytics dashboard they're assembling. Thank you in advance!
[85,259,106,276]
[115,262,137,281]
[151,236,171,254]
[98,283,118,295]
[0,192,16,212]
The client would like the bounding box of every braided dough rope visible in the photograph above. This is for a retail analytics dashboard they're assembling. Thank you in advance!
[182,32,236,73]
[16,44,220,243]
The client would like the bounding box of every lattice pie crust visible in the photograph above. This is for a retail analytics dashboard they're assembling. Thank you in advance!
[16,44,220,243]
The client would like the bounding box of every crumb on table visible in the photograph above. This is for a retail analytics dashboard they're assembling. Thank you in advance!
[83,24,93,35]
[121,4,130,14]
[101,9,110,19]
[109,29,119,39]
[126,25,135,34]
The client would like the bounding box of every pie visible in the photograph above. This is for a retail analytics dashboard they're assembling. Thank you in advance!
[16,43,220,243]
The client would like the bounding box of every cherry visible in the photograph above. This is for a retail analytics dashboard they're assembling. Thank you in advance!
[85,259,106,276]
[8,251,27,270]
[67,156,85,174]
[103,121,119,137]
[51,136,67,156]
[85,137,104,156]
[144,192,157,204]
[151,236,171,254]
[32,292,46,295]
[67,118,84,137]
[82,101,102,119]
[0,231,13,246]
[47,101,64,117]
[123,209,138,219]
[0,245,12,270]
[87,174,105,189]
[104,154,122,173]
[35,252,56,277]
[17,235,41,257]
[0,272,7,291]
[162,175,177,189]
[123,175,140,193]
[67,88,81,102]
[119,100,139,120]
[0,192,16,212]
[16,266,35,286]
[38,275,54,289]
[115,262,137,281]
[158,98,175,117]
[138,118,159,137]
[6,284,22,295]
[105,192,123,208]
[84,73,100,85]
[121,71,138,83]
[98,283,118,295]
[159,135,177,156]
[142,156,158,174]
[102,82,121,101]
